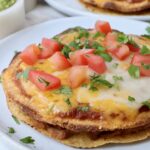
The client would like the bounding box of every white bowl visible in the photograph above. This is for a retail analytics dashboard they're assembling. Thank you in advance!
[24,0,37,13]
[0,0,25,39]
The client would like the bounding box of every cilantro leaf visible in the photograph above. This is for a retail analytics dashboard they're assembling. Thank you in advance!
[54,86,72,96]
[141,63,150,70]
[146,26,150,34]
[62,45,72,58]
[128,65,140,79]
[142,100,150,109]
[20,136,35,144]
[128,96,136,102]
[12,115,20,125]
[117,33,128,44]
[140,45,150,55]
[89,75,113,91]
[64,98,72,106]
[8,127,15,134]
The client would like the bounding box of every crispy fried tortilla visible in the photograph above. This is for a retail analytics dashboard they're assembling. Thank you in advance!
[80,0,150,13]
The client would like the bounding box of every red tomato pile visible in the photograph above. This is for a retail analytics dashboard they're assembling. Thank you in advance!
[19,20,150,91]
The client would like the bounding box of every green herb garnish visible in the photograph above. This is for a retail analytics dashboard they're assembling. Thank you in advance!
[146,26,150,34]
[81,83,88,87]
[98,52,112,62]
[16,68,31,80]
[128,65,140,79]
[89,75,113,91]
[141,63,150,70]
[64,98,72,106]
[20,136,35,144]
[113,75,123,81]
[62,45,72,58]
[8,127,15,134]
[38,77,50,87]
[92,42,105,52]
[117,33,128,44]
[92,32,105,38]
[12,115,20,125]
[77,106,89,112]
[128,96,136,102]
[140,45,150,55]
[142,100,150,109]
[77,28,89,39]
[54,86,72,96]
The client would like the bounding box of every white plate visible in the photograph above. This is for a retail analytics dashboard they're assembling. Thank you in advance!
[0,16,149,150]
[45,0,150,21]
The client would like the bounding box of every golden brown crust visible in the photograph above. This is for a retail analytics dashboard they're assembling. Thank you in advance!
[7,98,150,148]
[81,0,150,13]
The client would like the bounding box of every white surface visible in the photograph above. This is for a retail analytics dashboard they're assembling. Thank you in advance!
[0,0,25,39]
[45,0,150,21]
[0,16,149,150]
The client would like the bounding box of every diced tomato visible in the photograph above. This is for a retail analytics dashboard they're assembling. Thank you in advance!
[20,44,41,65]
[84,54,107,74]
[50,52,71,71]
[69,49,95,65]
[69,66,88,88]
[127,44,140,52]
[39,38,61,59]
[131,54,150,76]
[29,70,61,91]
[104,32,120,52]
[114,44,130,60]
[95,20,112,34]
[131,54,150,66]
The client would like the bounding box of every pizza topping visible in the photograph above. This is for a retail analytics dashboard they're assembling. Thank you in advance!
[77,106,89,112]
[29,70,61,91]
[89,74,113,91]
[95,20,112,34]
[54,86,72,96]
[128,64,140,78]
[64,98,72,106]
[20,44,41,65]
[140,45,150,55]
[128,96,136,102]
[142,100,150,109]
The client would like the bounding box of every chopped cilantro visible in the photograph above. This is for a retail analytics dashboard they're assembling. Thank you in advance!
[54,86,72,96]
[16,68,31,80]
[83,39,91,48]
[140,45,150,55]
[97,52,112,62]
[62,45,71,58]
[141,63,150,70]
[128,96,136,102]
[89,75,113,91]
[69,41,80,50]
[77,28,89,39]
[12,115,20,125]
[38,77,50,87]
[20,136,35,144]
[142,100,150,109]
[117,33,128,44]
[128,65,140,79]
[128,37,139,48]
[8,127,15,134]
[64,98,72,106]
[113,75,123,81]
[77,106,89,112]
[92,32,105,38]
[146,26,150,34]
[92,42,105,52]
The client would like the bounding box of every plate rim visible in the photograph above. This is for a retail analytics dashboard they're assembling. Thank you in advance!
[0,16,149,150]
[45,0,150,21]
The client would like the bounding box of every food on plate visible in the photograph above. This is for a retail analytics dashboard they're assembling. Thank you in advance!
[80,0,150,13]
[2,20,150,148]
